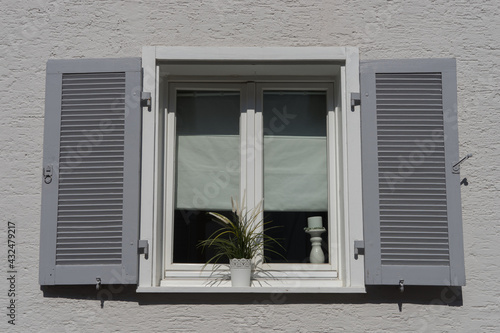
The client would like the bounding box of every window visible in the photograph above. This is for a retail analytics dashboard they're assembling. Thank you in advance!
[39,48,465,291]
[141,47,364,290]
[167,84,244,266]
[163,82,337,284]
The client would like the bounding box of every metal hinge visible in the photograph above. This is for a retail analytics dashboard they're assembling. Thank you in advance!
[138,240,149,259]
[452,153,472,174]
[141,92,152,111]
[354,240,364,259]
[351,92,361,111]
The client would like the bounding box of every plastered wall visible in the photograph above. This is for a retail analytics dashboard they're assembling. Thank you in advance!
[1,0,499,332]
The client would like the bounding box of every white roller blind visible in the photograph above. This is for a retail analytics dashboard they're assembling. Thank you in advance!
[263,91,328,211]
[176,135,240,210]
[175,91,240,210]
[175,90,328,211]
[264,136,327,211]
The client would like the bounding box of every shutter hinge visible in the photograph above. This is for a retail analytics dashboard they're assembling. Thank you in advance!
[351,92,361,111]
[138,240,149,259]
[354,240,364,259]
[43,165,53,184]
[452,153,473,174]
[141,92,152,111]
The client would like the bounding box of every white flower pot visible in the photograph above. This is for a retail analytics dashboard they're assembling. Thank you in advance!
[230,258,252,287]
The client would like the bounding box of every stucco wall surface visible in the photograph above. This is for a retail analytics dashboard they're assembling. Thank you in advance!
[0,0,499,332]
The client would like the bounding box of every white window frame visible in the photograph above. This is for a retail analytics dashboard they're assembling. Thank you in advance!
[138,47,365,293]
[254,83,336,275]
[164,82,247,274]
[164,82,336,281]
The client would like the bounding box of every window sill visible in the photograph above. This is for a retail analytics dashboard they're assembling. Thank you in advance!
[136,286,366,294]
[135,278,365,293]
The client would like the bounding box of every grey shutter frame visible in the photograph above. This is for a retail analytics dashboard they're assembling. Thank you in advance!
[39,58,142,285]
[360,59,465,286]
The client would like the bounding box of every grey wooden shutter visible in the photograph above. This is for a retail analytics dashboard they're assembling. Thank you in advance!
[39,58,142,285]
[360,59,465,286]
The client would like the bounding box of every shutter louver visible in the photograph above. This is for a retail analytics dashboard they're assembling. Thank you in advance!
[361,59,465,286]
[376,72,450,266]
[40,58,141,285]
[56,72,126,266]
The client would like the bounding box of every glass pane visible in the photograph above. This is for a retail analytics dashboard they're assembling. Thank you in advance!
[173,91,240,263]
[262,91,328,263]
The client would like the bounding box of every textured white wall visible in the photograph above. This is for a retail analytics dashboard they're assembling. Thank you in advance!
[1,0,499,332]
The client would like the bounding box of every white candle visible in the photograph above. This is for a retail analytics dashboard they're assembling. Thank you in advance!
[307,216,323,229]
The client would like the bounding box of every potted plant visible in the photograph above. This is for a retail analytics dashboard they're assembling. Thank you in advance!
[198,197,283,287]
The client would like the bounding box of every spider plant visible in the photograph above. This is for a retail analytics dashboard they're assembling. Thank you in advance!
[198,196,284,264]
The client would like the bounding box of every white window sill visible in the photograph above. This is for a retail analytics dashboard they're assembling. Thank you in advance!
[135,278,365,293]
[136,286,366,294]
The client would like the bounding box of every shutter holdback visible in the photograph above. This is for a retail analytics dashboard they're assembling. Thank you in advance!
[452,153,472,174]
[96,278,101,291]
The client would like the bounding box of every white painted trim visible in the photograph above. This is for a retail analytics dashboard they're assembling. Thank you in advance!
[338,65,348,286]
[155,46,348,62]
[164,268,338,278]
[137,286,365,293]
[164,84,176,272]
[344,47,364,288]
[254,82,336,274]
[326,83,338,272]
[139,46,156,288]
[139,46,364,291]
[164,82,246,272]
[246,83,256,211]
[161,277,344,288]
[153,64,163,286]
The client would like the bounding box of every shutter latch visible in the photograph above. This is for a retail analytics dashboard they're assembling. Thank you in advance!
[141,92,152,111]
[351,93,361,111]
[354,240,364,259]
[138,240,149,259]
[452,153,473,174]
[43,165,53,184]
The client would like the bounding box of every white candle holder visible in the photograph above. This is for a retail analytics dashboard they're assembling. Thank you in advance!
[305,227,326,264]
